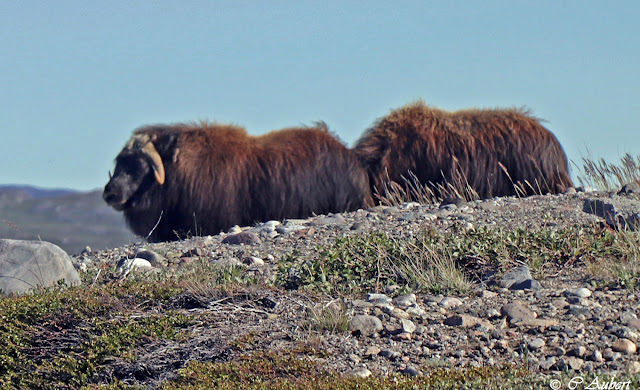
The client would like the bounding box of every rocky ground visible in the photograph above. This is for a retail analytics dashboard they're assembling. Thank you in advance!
[71,189,640,387]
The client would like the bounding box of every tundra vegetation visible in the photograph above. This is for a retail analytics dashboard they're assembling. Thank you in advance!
[0,155,639,389]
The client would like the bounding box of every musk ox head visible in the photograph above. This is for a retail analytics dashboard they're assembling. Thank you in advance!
[103,133,166,211]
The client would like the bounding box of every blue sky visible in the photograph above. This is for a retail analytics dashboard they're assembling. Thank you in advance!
[1,1,638,191]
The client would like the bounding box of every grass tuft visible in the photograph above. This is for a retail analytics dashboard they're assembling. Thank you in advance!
[575,153,640,191]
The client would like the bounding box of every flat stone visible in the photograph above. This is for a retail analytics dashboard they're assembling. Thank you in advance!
[444,314,493,329]
[364,346,381,357]
[348,368,371,378]
[366,293,392,305]
[221,231,262,245]
[499,266,536,289]
[393,293,417,308]
[438,297,463,308]
[349,315,383,337]
[583,197,640,230]
[309,215,345,226]
[528,338,545,350]
[401,365,422,376]
[509,279,542,291]
[501,302,537,323]
[539,356,556,370]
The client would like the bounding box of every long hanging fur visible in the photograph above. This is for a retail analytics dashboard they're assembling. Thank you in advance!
[104,122,373,242]
[353,101,573,199]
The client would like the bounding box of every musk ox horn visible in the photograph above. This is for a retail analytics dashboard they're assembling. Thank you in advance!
[140,141,165,185]
[126,134,166,185]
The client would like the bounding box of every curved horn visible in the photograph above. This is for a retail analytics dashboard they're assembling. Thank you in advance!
[140,141,165,185]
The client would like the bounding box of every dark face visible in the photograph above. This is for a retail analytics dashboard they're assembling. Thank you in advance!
[103,152,153,211]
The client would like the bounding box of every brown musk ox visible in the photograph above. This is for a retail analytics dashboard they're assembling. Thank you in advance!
[353,101,573,200]
[103,122,373,242]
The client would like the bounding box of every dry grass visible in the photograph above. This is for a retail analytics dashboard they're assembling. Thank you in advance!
[376,169,480,206]
[575,153,640,191]
[381,236,475,294]
[585,228,640,290]
[375,164,540,207]
[303,299,350,334]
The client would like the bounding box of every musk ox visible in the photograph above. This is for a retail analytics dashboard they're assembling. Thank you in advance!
[353,101,573,200]
[103,122,373,242]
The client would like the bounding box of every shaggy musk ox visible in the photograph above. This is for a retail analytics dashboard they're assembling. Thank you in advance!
[103,122,373,242]
[353,101,573,199]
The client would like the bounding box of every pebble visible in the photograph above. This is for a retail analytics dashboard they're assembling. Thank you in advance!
[348,368,372,378]
[570,345,587,357]
[400,319,417,334]
[438,297,463,309]
[227,225,242,234]
[591,350,604,362]
[401,365,422,376]
[309,214,345,226]
[379,349,402,361]
[393,293,417,308]
[221,231,262,245]
[499,266,534,289]
[564,287,592,299]
[500,302,537,323]
[349,315,383,337]
[134,249,165,266]
[244,256,264,267]
[364,346,381,357]
[528,338,545,350]
[612,338,637,355]
[367,293,392,305]
[117,257,153,275]
[444,314,491,329]
[539,357,556,370]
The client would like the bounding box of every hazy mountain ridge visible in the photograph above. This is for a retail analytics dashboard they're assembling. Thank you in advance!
[0,185,136,254]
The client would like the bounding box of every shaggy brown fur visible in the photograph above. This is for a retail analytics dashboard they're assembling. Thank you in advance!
[103,122,373,242]
[353,101,573,199]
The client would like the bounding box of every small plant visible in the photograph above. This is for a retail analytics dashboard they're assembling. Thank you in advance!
[386,237,474,294]
[585,228,640,290]
[302,299,350,335]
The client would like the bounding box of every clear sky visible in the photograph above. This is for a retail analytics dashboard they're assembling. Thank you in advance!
[1,1,638,191]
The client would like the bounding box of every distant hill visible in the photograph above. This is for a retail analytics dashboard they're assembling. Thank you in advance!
[0,185,138,255]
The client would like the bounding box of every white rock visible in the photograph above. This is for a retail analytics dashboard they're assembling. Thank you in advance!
[564,287,592,298]
[349,368,372,378]
[439,297,463,309]
[0,239,81,296]
[228,225,242,234]
[247,256,265,267]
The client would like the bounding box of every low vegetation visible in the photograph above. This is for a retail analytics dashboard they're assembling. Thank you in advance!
[277,224,640,295]
[2,220,639,388]
[2,155,640,388]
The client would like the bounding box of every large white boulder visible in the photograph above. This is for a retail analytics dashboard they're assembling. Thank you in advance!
[0,239,81,296]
